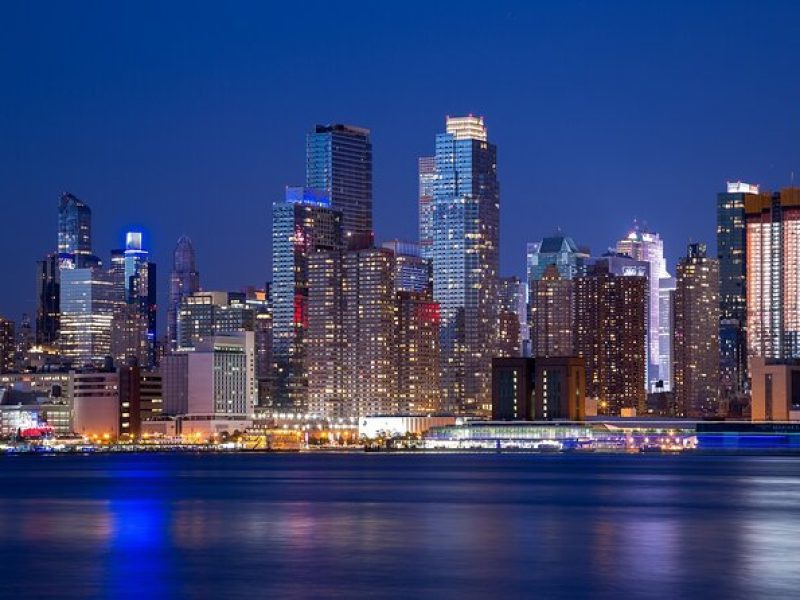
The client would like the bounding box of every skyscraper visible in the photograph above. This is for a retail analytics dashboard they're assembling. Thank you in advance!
[574,261,647,416]
[530,265,574,357]
[616,227,670,389]
[658,276,676,391]
[271,187,343,411]
[673,243,720,417]
[307,245,441,418]
[0,317,14,374]
[382,240,430,294]
[59,267,115,367]
[526,235,589,283]
[110,233,157,366]
[396,291,441,415]
[306,124,373,250]
[35,253,60,346]
[418,156,436,261]
[167,235,200,352]
[340,248,398,417]
[718,181,759,396]
[496,276,526,358]
[745,187,800,359]
[431,115,500,415]
[177,291,254,350]
[57,193,92,258]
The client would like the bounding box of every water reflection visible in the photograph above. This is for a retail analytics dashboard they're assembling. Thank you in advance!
[0,454,798,599]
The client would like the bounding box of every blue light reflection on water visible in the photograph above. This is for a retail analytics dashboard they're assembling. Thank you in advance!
[0,453,799,599]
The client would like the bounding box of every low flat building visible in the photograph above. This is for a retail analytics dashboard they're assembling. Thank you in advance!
[358,415,456,439]
[751,357,800,421]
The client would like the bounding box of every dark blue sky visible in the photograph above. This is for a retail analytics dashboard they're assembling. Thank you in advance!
[2,1,800,326]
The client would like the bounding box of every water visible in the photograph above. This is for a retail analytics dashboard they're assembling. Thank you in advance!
[0,452,799,599]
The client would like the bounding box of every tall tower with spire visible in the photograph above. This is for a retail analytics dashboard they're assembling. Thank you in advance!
[167,236,200,351]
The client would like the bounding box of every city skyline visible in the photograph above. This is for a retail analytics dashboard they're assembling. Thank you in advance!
[3,3,800,323]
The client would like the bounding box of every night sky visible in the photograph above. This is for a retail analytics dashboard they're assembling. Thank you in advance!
[2,1,800,327]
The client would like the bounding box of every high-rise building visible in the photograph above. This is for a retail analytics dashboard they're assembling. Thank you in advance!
[396,291,441,415]
[245,287,273,407]
[57,193,92,259]
[306,124,373,250]
[177,291,254,350]
[59,267,115,367]
[745,187,800,359]
[496,276,526,358]
[574,261,647,416]
[271,187,343,411]
[382,240,430,294]
[184,332,256,436]
[658,276,676,391]
[616,227,670,389]
[0,318,14,374]
[673,243,720,417]
[308,246,441,418]
[307,250,345,417]
[341,248,398,417]
[167,235,200,352]
[35,253,60,346]
[526,235,589,283]
[718,181,760,396]
[431,115,500,415]
[418,156,436,260]
[109,233,157,366]
[530,264,574,357]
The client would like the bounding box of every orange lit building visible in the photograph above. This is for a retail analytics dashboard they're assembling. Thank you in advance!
[745,188,800,360]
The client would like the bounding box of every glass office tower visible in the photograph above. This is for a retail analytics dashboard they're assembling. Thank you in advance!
[306,124,373,250]
[167,235,201,352]
[717,181,758,396]
[431,115,499,415]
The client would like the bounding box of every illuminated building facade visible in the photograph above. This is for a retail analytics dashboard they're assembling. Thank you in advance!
[167,235,200,352]
[272,187,343,411]
[118,365,163,438]
[382,240,430,294]
[496,276,526,358]
[431,115,499,415]
[745,187,800,360]
[59,267,115,367]
[185,332,256,432]
[616,227,670,389]
[718,181,759,396]
[396,291,441,414]
[308,246,441,417]
[574,261,647,415]
[418,156,436,260]
[341,248,398,416]
[530,264,574,357]
[673,243,720,417]
[307,249,344,417]
[108,233,157,366]
[526,235,589,283]
[177,291,254,350]
[306,124,373,250]
[57,192,94,264]
[0,317,14,374]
